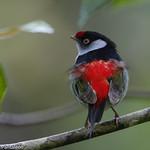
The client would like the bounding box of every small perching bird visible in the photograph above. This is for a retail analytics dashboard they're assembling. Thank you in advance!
[69,31,129,137]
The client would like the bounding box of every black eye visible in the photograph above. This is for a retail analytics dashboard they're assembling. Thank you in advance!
[83,38,90,45]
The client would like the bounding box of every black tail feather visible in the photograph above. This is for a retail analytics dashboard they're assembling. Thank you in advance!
[87,100,106,137]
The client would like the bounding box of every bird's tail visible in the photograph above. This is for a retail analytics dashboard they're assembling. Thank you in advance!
[87,100,106,137]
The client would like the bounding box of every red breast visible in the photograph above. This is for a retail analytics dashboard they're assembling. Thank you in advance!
[79,60,118,106]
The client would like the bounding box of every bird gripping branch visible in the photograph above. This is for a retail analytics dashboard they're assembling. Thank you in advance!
[69,31,129,136]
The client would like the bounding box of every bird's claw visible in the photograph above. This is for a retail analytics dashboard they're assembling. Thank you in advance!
[87,125,94,138]
[114,114,120,127]
[85,120,94,138]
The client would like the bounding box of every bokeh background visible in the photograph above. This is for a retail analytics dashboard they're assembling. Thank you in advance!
[0,0,150,149]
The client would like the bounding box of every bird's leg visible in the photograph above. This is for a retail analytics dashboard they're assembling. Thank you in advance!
[84,116,88,128]
[111,106,120,127]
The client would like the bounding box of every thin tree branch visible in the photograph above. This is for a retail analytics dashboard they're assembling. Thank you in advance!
[0,107,150,150]
[0,90,149,126]
[0,102,78,126]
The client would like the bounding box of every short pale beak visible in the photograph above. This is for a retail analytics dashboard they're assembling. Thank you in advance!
[70,35,77,41]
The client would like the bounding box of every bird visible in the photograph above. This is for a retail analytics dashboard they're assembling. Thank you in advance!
[69,31,129,137]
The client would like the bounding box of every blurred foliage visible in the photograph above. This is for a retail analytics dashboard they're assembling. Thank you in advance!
[78,0,108,27]
[78,0,143,27]
[112,0,140,6]
[0,20,54,39]
[0,20,54,109]
[0,64,7,108]
[0,1,149,150]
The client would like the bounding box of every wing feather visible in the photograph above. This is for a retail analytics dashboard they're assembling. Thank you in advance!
[71,77,97,104]
[108,68,129,105]
[69,66,97,104]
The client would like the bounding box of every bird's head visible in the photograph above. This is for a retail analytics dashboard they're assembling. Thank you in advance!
[71,31,116,56]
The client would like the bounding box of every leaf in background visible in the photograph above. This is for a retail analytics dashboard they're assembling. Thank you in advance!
[0,20,55,40]
[20,20,55,34]
[78,0,109,28]
[112,0,140,6]
[0,64,7,106]
[78,0,143,27]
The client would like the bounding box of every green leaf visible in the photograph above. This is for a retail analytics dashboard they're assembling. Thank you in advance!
[78,0,109,27]
[0,64,7,105]
[0,20,54,40]
[112,0,140,6]
[78,0,144,27]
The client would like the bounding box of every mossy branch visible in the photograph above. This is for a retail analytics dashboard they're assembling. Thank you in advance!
[0,107,150,150]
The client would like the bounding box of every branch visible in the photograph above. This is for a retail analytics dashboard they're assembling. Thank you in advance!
[0,107,150,150]
[0,102,78,125]
[0,90,149,126]
[0,89,149,126]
